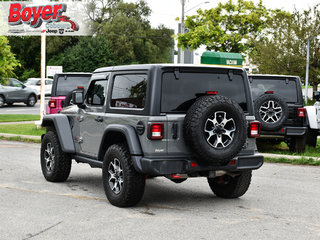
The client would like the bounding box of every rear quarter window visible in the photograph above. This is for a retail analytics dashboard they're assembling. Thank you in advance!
[161,71,248,113]
[111,74,147,109]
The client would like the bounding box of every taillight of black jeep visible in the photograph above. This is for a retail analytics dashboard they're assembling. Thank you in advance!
[297,108,306,118]
[249,121,261,137]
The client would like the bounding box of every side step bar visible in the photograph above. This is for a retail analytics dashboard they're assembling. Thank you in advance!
[72,155,103,168]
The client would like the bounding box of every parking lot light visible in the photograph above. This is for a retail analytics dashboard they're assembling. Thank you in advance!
[305,35,320,104]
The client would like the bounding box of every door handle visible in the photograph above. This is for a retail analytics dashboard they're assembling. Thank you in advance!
[95,116,103,122]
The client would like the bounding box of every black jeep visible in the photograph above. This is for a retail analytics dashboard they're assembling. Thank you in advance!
[249,74,307,152]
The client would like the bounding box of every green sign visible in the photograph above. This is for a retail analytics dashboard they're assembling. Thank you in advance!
[201,52,243,67]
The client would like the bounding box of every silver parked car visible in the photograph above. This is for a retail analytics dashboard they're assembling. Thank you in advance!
[0,78,38,107]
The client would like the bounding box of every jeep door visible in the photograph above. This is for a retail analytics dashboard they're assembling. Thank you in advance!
[77,77,109,157]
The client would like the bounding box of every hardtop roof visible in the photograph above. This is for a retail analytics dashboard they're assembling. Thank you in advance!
[93,64,245,73]
[249,74,300,79]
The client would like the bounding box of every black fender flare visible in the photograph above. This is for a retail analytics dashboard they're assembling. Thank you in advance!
[98,124,143,172]
[42,114,75,153]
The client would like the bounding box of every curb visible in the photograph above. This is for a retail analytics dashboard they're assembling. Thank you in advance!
[262,153,320,162]
[0,133,41,140]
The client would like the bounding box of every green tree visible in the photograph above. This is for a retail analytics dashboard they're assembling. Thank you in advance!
[8,36,40,81]
[0,36,20,84]
[88,0,174,64]
[251,4,320,89]
[177,0,277,53]
[8,36,80,81]
[57,36,116,72]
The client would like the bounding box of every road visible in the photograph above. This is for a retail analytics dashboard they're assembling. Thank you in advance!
[0,140,319,240]
[0,102,41,115]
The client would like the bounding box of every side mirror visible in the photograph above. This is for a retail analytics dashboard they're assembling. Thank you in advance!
[72,89,85,108]
[313,91,320,101]
[22,84,26,89]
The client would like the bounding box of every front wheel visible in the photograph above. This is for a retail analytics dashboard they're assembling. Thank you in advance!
[27,94,36,107]
[40,131,71,182]
[102,144,145,207]
[207,171,252,198]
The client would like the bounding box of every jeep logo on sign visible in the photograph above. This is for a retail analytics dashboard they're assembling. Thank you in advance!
[226,60,237,65]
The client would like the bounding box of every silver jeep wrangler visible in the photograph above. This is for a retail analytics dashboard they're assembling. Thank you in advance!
[40,64,263,207]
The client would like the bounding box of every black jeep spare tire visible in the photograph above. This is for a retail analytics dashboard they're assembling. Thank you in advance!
[184,95,247,166]
[254,94,288,131]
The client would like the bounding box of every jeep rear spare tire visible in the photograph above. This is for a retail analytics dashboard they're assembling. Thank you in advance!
[254,94,288,131]
[184,95,247,166]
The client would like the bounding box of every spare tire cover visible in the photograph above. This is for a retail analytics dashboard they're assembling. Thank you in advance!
[183,95,247,166]
[254,94,288,131]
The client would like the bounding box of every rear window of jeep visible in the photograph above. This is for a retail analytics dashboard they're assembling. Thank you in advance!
[250,78,298,103]
[56,76,90,96]
[161,71,248,113]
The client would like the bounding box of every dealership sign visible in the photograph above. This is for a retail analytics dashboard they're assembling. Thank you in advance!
[47,66,63,77]
[0,1,90,36]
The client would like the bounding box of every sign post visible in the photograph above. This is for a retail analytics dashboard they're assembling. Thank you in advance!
[35,29,46,128]
[40,29,46,122]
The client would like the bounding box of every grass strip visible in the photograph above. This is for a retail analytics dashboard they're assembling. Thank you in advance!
[264,157,320,166]
[258,140,320,158]
[0,136,41,143]
[0,124,45,136]
[0,114,40,122]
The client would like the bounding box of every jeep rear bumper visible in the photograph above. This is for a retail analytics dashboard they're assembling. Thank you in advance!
[261,126,307,136]
[132,153,264,176]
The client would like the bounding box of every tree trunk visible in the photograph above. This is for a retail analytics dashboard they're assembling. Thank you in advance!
[313,84,318,92]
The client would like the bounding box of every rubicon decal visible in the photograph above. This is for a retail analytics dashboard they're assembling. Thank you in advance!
[8,3,79,31]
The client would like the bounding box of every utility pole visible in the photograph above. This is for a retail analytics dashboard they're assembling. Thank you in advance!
[305,38,310,104]
[305,35,320,104]
[180,0,185,64]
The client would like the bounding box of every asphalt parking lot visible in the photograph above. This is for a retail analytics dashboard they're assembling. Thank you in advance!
[0,102,41,115]
[0,140,320,240]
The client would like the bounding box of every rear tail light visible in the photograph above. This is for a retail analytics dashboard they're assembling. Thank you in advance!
[149,123,164,140]
[250,121,261,137]
[298,108,306,118]
[77,86,84,89]
[48,100,56,108]
[265,91,274,94]
[171,174,181,179]
[206,91,218,95]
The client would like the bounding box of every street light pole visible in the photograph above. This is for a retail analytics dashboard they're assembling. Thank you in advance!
[305,38,310,104]
[305,35,320,104]
[179,1,209,64]
[180,0,185,64]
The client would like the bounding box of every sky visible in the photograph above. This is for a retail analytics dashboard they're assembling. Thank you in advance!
[138,0,320,33]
